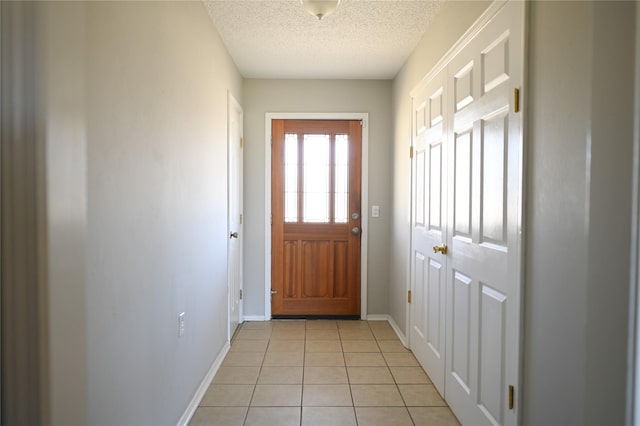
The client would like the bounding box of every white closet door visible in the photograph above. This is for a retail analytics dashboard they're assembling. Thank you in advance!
[410,68,448,396]
[444,2,523,426]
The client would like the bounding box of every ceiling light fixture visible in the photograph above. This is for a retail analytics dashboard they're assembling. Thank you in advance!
[300,0,342,20]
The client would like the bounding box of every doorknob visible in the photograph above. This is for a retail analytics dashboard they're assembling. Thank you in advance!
[230,232,239,239]
[351,227,360,235]
[271,289,278,295]
[433,244,448,255]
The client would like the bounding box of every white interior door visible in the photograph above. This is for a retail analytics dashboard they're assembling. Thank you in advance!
[409,2,523,424]
[410,68,448,396]
[444,2,523,425]
[227,93,243,340]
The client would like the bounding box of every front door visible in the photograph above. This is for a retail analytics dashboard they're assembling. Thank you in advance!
[271,120,362,316]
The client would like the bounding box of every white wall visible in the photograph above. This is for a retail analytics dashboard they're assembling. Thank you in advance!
[242,79,392,318]
[6,2,242,424]
[391,1,636,424]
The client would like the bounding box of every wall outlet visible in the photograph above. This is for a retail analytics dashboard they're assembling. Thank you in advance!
[178,312,185,337]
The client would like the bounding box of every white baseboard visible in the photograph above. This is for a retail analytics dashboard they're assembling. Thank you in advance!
[177,341,230,426]
[243,315,268,322]
[386,315,408,347]
[366,314,390,321]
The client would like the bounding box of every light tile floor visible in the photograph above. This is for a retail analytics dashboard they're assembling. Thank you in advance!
[189,320,460,426]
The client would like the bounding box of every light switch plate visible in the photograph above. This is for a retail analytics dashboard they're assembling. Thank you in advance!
[372,205,380,218]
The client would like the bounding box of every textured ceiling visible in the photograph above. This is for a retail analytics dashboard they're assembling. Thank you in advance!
[203,0,444,79]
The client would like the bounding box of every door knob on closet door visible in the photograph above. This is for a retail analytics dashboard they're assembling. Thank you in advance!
[433,244,448,255]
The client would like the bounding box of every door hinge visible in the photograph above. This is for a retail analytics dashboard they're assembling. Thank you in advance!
[410,146,414,159]
[514,88,520,113]
[239,214,243,225]
[508,385,515,410]
[239,289,243,300]
[240,137,243,149]
[408,290,412,303]
[360,120,366,128]
[270,214,273,226]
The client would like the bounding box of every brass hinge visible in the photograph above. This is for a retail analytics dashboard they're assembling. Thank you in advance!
[408,290,412,303]
[239,289,243,300]
[410,146,414,159]
[239,214,243,225]
[240,137,243,148]
[508,385,515,410]
[514,88,520,113]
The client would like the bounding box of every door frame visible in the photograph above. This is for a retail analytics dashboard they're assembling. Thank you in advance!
[227,92,243,340]
[265,112,369,319]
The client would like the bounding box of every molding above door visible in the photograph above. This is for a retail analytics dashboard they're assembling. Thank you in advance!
[264,112,369,320]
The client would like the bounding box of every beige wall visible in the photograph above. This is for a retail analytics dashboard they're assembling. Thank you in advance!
[3,2,243,424]
[85,2,242,424]
[391,1,636,424]
[38,3,89,424]
[242,79,393,318]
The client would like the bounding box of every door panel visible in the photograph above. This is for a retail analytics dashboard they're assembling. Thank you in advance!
[451,270,471,393]
[271,120,362,316]
[410,68,447,396]
[445,2,522,426]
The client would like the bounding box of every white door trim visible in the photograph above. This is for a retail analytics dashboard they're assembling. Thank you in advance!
[265,112,369,319]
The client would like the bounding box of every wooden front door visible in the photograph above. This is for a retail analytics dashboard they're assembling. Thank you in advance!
[271,120,362,316]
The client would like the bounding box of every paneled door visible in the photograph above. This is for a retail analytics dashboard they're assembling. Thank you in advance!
[445,2,523,425]
[410,1,523,425]
[271,120,362,316]
[227,94,243,339]
[410,67,448,396]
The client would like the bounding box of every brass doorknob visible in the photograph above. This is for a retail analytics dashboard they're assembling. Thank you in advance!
[230,232,239,239]
[433,244,448,255]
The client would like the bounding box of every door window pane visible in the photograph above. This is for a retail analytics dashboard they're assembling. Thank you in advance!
[303,134,330,223]
[284,133,298,222]
[334,134,349,223]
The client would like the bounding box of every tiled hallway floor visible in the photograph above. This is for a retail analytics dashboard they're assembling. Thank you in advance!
[189,320,460,426]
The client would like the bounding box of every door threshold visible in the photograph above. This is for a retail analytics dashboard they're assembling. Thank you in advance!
[272,315,361,320]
